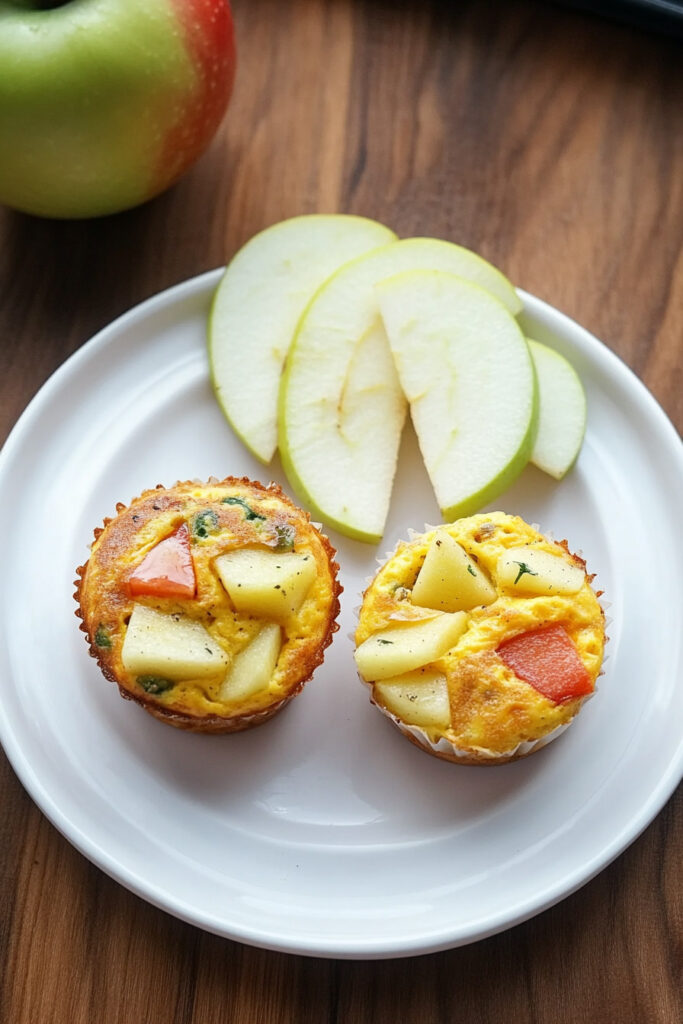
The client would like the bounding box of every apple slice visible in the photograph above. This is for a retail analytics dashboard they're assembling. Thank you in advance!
[528,338,587,479]
[374,669,451,729]
[279,238,521,542]
[377,270,537,520]
[354,612,468,681]
[208,215,396,463]
[411,530,497,612]
[214,548,317,621]
[282,315,408,543]
[496,546,584,595]
[218,623,282,702]
[121,604,228,682]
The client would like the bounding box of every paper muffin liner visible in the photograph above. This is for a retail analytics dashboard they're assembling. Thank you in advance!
[75,476,342,733]
[377,701,576,764]
[353,515,609,765]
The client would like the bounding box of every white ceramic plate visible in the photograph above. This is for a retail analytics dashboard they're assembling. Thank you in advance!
[0,270,681,959]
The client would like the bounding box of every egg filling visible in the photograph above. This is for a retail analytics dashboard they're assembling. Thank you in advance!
[76,478,341,731]
[355,512,605,762]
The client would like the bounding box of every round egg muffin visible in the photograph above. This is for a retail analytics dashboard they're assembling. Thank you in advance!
[76,477,341,732]
[354,512,605,764]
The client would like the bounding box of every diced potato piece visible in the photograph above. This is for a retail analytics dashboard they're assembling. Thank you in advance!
[121,604,228,681]
[411,530,497,612]
[497,546,584,595]
[355,612,467,681]
[219,623,282,702]
[214,548,317,621]
[374,669,451,729]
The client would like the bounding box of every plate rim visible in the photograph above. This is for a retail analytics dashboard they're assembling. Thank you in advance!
[0,269,681,959]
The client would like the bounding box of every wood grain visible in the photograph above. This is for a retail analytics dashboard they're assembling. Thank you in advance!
[0,1,680,1022]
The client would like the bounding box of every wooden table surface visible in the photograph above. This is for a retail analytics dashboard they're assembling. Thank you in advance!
[1,1,681,1021]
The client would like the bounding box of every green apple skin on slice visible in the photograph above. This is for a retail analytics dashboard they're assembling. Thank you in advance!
[218,623,282,702]
[278,238,521,543]
[280,315,408,543]
[214,548,317,621]
[373,669,451,730]
[208,214,396,463]
[377,270,538,520]
[411,530,497,612]
[527,338,587,480]
[497,546,584,595]
[354,611,468,681]
[121,604,228,682]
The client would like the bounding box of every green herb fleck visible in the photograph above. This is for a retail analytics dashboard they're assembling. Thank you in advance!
[94,624,112,649]
[274,523,296,550]
[513,561,538,584]
[222,496,266,521]
[377,638,393,645]
[191,509,219,539]
[466,564,476,577]
[137,675,174,695]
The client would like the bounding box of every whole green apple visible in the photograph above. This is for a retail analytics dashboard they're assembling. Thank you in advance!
[0,0,236,218]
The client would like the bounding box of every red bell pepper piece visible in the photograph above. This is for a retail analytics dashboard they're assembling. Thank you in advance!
[497,623,593,704]
[129,523,196,599]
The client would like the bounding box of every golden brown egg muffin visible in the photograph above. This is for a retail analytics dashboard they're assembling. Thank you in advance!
[354,512,605,764]
[76,477,341,732]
